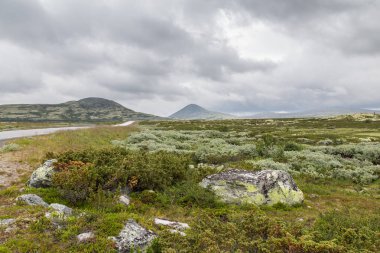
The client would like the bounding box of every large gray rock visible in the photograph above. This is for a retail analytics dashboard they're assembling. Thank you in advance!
[114,219,156,253]
[16,194,49,207]
[28,159,57,188]
[200,169,304,206]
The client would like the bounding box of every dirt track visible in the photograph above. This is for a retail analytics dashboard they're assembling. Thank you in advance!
[0,153,30,188]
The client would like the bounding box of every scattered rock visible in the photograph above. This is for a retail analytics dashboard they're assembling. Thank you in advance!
[50,203,73,216]
[45,203,73,219]
[0,218,15,227]
[28,159,57,188]
[169,229,186,236]
[200,169,304,206]
[114,219,156,253]
[119,195,130,206]
[154,218,190,231]
[77,232,95,243]
[16,194,49,207]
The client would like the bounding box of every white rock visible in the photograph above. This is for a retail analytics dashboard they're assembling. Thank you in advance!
[16,194,49,207]
[77,232,95,243]
[169,229,187,236]
[154,218,190,231]
[119,195,130,206]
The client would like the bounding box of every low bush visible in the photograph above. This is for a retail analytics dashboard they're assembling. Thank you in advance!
[112,129,257,164]
[51,148,192,205]
[52,163,95,205]
[313,210,380,252]
[0,143,20,153]
[158,210,346,252]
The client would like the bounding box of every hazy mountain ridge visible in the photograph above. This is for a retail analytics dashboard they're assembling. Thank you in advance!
[0,97,160,122]
[244,108,380,119]
[170,104,236,120]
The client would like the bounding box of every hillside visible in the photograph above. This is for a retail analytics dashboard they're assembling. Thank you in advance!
[170,104,235,120]
[0,97,160,122]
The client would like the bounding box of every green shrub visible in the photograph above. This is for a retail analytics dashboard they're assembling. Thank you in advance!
[0,143,20,153]
[313,210,380,252]
[52,165,95,205]
[284,142,303,151]
[52,148,192,204]
[161,182,221,208]
[112,129,257,164]
[158,210,345,252]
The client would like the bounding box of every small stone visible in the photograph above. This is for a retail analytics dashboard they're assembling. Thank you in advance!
[188,165,195,169]
[297,218,304,222]
[0,218,15,227]
[169,229,186,236]
[119,195,130,206]
[77,232,95,243]
[114,219,156,253]
[16,194,49,207]
[154,218,190,231]
[50,203,73,216]
[45,203,73,220]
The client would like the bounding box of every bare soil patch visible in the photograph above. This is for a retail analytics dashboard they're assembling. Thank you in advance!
[0,153,31,188]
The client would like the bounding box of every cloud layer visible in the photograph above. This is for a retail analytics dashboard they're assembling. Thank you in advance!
[0,0,379,115]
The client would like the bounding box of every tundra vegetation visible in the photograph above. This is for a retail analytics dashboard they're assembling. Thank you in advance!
[0,114,379,252]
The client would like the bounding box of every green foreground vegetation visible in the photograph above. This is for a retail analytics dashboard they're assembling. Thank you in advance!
[0,115,379,252]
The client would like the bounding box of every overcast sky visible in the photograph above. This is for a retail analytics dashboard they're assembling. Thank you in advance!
[0,0,379,116]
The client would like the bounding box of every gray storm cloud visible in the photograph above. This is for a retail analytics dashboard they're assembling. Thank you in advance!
[0,0,379,115]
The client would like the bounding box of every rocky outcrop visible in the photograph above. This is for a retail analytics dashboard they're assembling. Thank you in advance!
[16,194,49,207]
[28,159,57,188]
[112,219,156,253]
[200,169,304,206]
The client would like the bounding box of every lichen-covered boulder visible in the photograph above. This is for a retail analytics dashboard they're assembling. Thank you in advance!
[200,169,304,206]
[28,159,57,188]
[113,219,156,253]
[16,194,49,207]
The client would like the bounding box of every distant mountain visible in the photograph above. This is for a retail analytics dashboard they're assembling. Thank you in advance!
[170,104,235,120]
[243,107,380,119]
[0,97,161,122]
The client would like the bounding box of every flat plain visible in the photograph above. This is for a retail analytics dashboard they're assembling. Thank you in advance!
[0,114,379,252]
